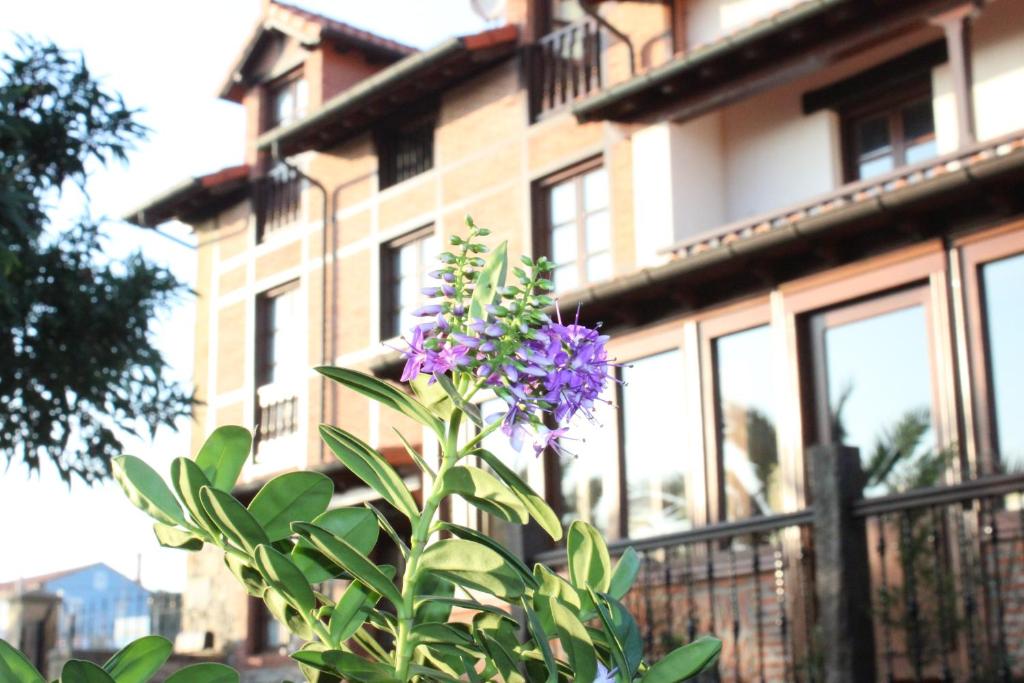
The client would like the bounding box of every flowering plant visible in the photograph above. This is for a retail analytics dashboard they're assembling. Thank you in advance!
[0,220,720,683]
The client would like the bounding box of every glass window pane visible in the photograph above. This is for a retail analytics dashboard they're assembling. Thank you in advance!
[586,252,612,282]
[560,388,617,536]
[981,252,1024,472]
[902,99,935,141]
[549,181,576,225]
[583,167,608,212]
[905,139,937,166]
[819,304,935,497]
[622,350,689,538]
[294,79,308,120]
[714,326,781,520]
[585,211,610,253]
[551,223,577,265]
[397,242,417,277]
[858,154,895,180]
[856,115,891,157]
[553,263,578,292]
[267,288,299,385]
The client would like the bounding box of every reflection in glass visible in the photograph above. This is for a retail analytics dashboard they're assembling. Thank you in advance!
[622,350,688,538]
[714,326,781,519]
[982,252,1024,472]
[559,388,616,536]
[821,304,935,496]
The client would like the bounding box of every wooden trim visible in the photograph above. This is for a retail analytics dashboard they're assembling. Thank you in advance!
[379,224,435,340]
[930,3,978,148]
[957,221,1024,475]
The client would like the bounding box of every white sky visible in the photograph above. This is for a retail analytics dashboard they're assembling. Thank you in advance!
[0,0,487,592]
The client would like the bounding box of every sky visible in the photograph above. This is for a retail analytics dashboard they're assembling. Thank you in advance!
[0,0,488,592]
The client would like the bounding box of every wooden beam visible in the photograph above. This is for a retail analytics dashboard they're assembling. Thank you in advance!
[930,2,980,148]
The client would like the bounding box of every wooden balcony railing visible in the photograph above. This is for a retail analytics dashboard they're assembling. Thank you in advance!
[528,19,603,120]
[254,165,303,241]
[255,383,299,448]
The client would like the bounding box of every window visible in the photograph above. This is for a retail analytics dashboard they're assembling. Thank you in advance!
[266,75,307,130]
[558,384,618,536]
[621,350,689,538]
[535,161,611,293]
[709,324,782,520]
[960,227,1024,476]
[806,287,939,497]
[842,83,937,181]
[256,282,300,444]
[381,227,438,340]
[377,115,435,190]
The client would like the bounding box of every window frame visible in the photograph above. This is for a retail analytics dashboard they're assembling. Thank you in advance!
[255,280,301,388]
[375,110,437,191]
[264,70,307,132]
[840,78,936,183]
[379,225,437,341]
[957,220,1024,476]
[697,301,780,524]
[532,156,610,293]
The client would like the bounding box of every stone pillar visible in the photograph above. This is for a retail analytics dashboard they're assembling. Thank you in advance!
[811,444,876,683]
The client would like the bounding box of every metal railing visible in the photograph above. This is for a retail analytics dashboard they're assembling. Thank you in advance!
[853,473,1024,682]
[533,510,818,682]
[256,383,299,445]
[254,164,303,241]
[528,19,604,119]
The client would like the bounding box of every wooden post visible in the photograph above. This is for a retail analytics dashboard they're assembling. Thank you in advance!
[811,444,877,683]
[931,3,981,149]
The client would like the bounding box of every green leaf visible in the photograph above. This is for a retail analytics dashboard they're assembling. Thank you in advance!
[264,588,315,640]
[112,455,185,527]
[419,539,525,600]
[0,638,44,683]
[101,635,172,683]
[316,366,443,439]
[608,547,640,599]
[153,523,203,551]
[641,636,722,683]
[588,589,631,680]
[254,544,317,615]
[199,486,269,554]
[439,465,528,524]
[292,522,403,606]
[476,448,562,541]
[170,457,219,534]
[413,623,476,648]
[294,651,397,683]
[60,660,116,683]
[329,581,372,643]
[413,595,510,620]
[163,662,240,683]
[391,428,436,478]
[521,600,558,683]
[548,600,597,683]
[364,502,409,557]
[194,426,252,492]
[248,471,333,541]
[468,240,507,323]
[319,425,419,520]
[224,554,266,596]
[292,507,379,584]
[472,612,524,683]
[413,573,455,623]
[567,520,611,593]
[410,375,454,420]
[439,522,538,589]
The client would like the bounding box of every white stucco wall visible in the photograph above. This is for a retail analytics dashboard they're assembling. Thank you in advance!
[972,0,1024,142]
[686,0,805,47]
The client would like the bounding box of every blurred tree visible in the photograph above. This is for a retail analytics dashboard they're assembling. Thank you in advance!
[0,37,190,484]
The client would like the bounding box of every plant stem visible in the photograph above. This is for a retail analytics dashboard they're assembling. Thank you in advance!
[393,409,463,680]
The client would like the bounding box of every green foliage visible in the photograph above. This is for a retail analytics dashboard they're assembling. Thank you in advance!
[22,231,722,682]
[0,37,190,484]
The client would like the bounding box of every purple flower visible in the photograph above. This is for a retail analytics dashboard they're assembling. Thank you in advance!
[531,425,569,456]
[400,327,428,382]
[412,304,443,317]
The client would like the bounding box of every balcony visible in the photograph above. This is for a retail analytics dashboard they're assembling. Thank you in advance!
[252,383,300,476]
[528,19,604,120]
[254,165,303,241]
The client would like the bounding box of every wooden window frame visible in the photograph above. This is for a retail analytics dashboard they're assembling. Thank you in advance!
[375,110,436,191]
[840,77,936,183]
[957,220,1024,476]
[697,301,775,524]
[380,225,435,341]
[780,243,957,498]
[532,156,608,292]
[264,70,305,132]
[255,280,301,388]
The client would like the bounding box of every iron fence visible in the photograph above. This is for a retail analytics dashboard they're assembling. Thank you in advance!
[528,19,604,119]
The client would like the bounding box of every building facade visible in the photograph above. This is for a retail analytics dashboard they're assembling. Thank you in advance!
[127,0,1024,680]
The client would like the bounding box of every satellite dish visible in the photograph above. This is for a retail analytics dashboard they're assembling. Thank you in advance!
[471,0,506,22]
